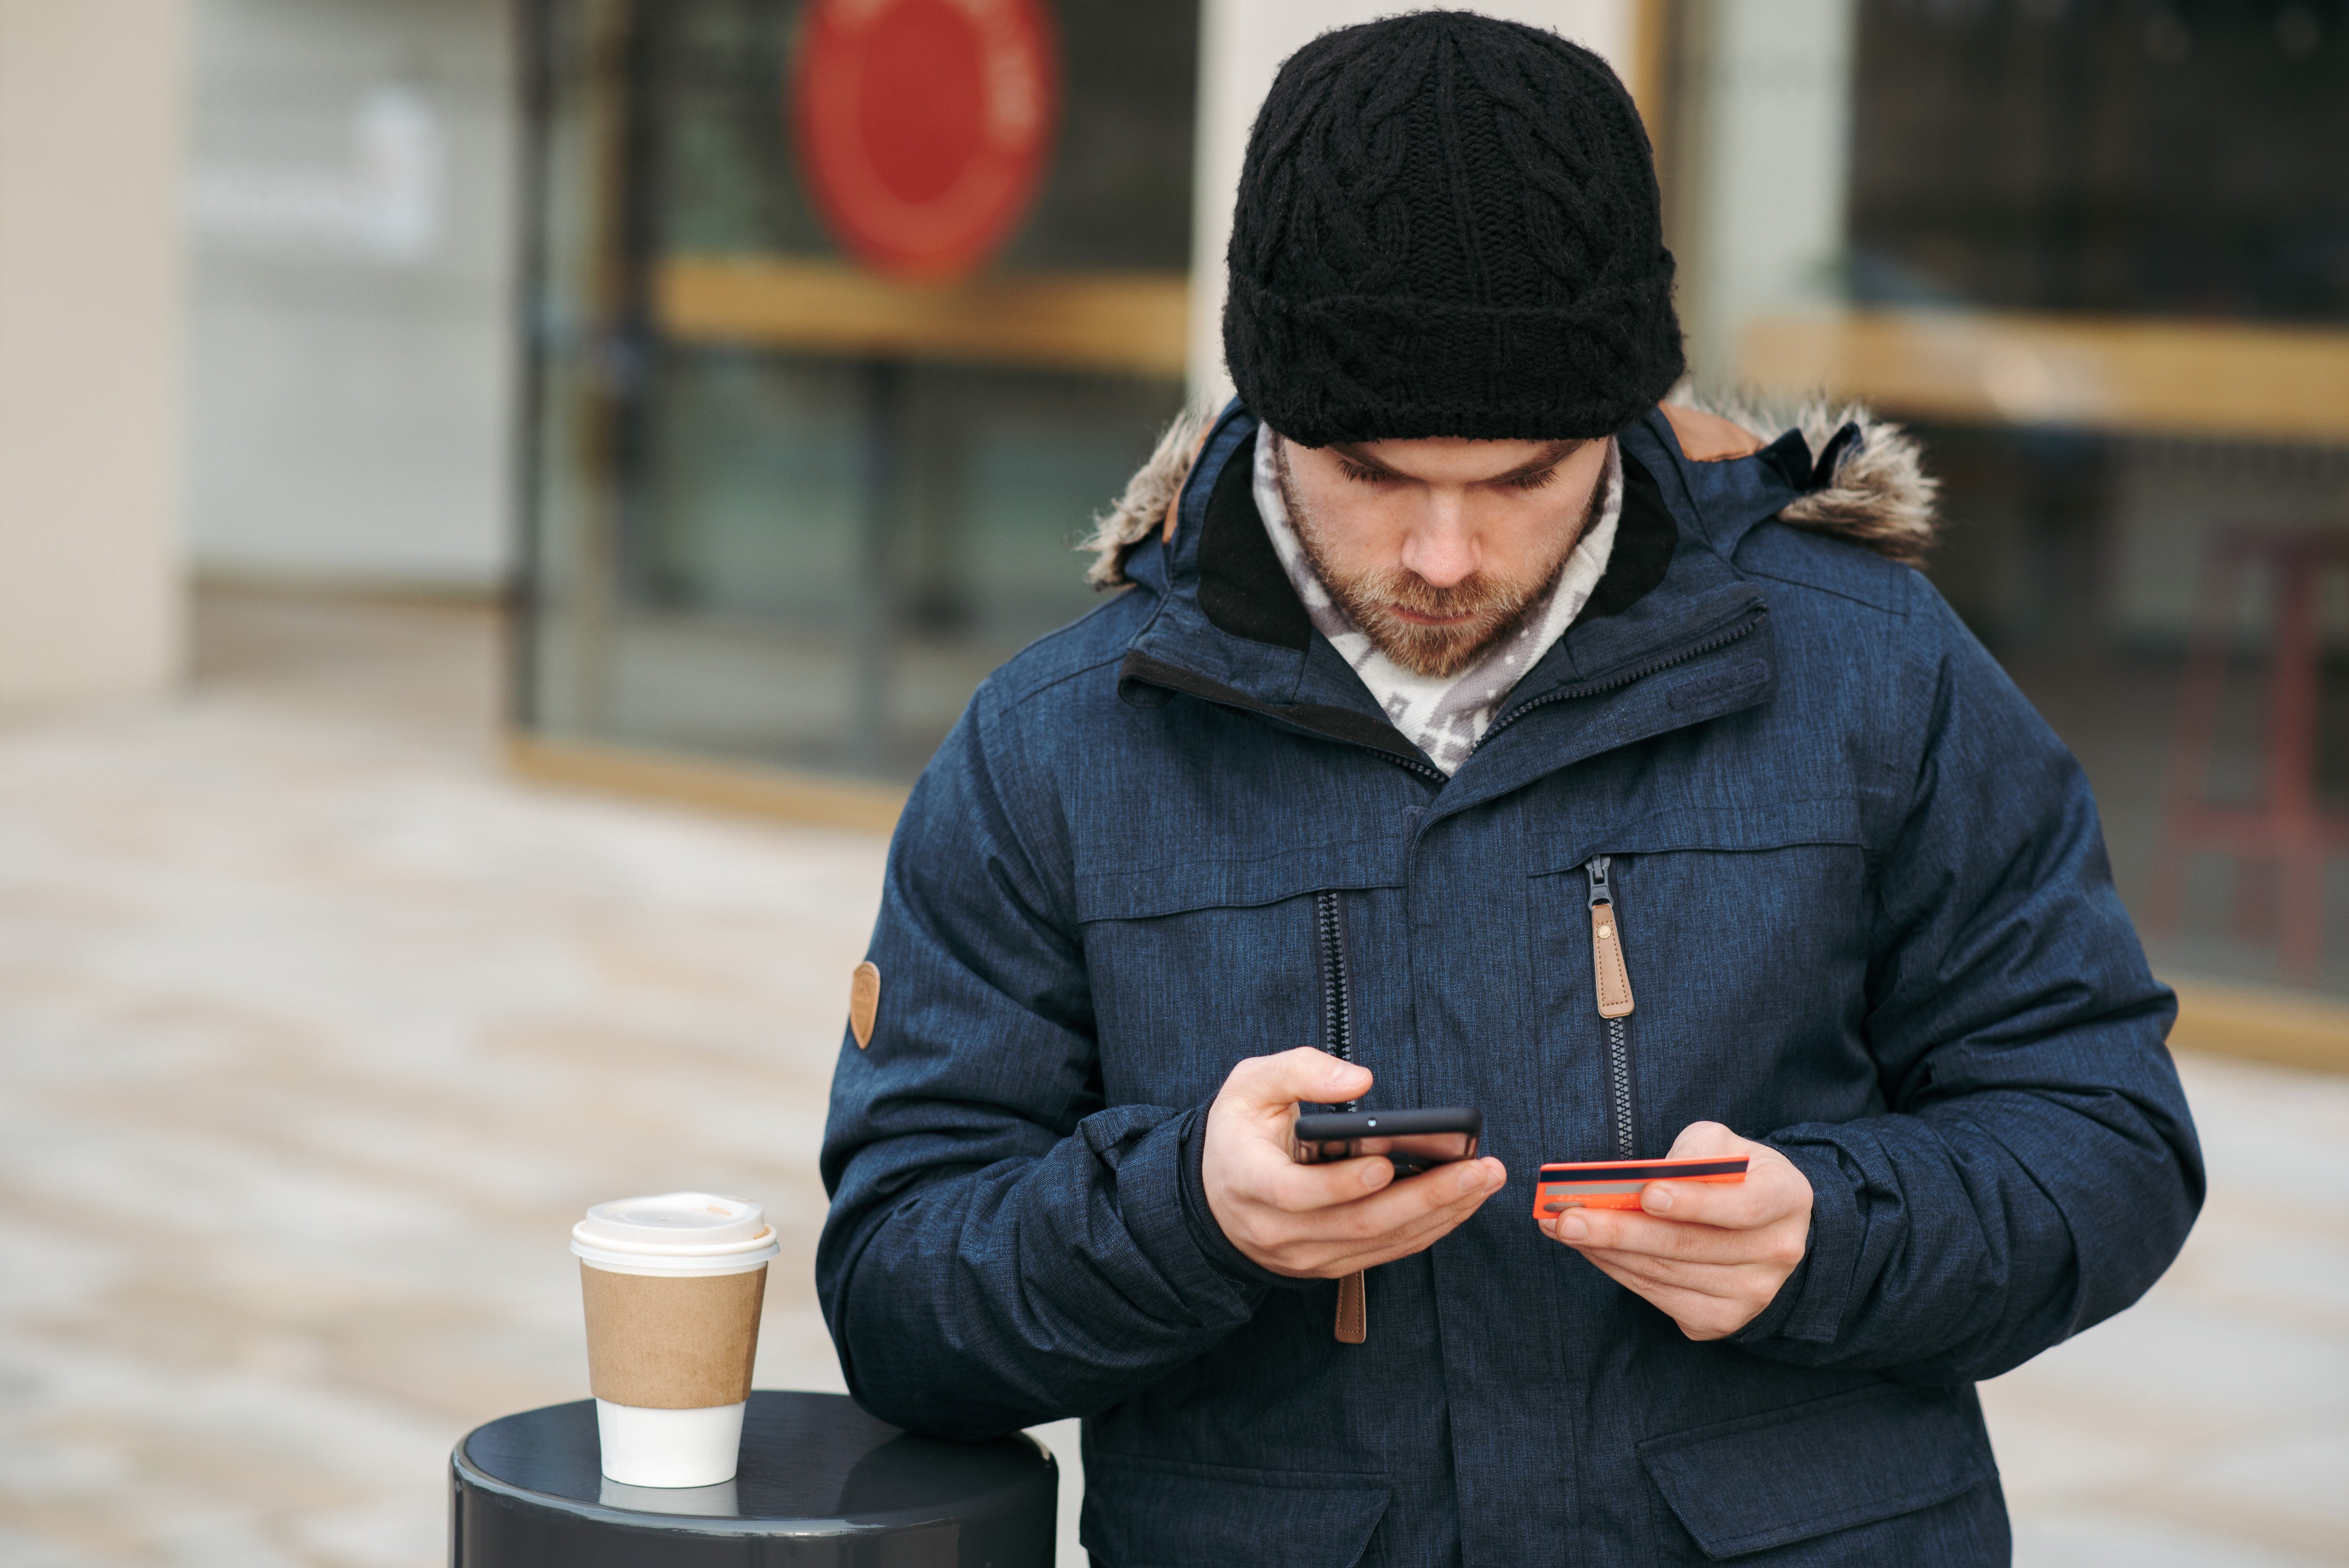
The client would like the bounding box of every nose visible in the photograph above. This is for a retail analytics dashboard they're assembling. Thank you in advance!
[1398,497,1477,588]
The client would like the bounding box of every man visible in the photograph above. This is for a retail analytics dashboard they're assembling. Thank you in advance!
[819,14,2200,1565]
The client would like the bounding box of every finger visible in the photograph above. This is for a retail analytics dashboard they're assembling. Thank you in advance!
[1570,1247,1752,1294]
[1578,1258,1752,1340]
[1577,1248,1668,1296]
[1542,1207,1758,1263]
[1246,1151,1397,1215]
[1638,1147,1807,1229]
[1548,1207,1807,1277]
[1637,1176,1784,1229]
[1574,1249,1709,1309]
[1223,1047,1372,1116]
[1311,1186,1501,1274]
[1245,1147,1495,1228]
[1287,1159,1507,1272]
[1324,1157,1505,1239]
[1358,1161,1508,1246]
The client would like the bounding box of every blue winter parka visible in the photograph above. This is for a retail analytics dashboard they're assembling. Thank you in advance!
[818,402,2203,1567]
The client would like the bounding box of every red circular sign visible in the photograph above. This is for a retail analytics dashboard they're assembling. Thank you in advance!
[792,0,1060,282]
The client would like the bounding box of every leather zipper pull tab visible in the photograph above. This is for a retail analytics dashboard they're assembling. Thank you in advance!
[1335,1270,1366,1343]
[1586,855,1634,1019]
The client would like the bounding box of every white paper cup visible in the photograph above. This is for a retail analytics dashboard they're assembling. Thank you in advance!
[594,1402,749,1493]
[572,1192,780,1488]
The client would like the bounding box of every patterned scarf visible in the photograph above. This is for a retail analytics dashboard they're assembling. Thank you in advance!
[1255,433,1622,776]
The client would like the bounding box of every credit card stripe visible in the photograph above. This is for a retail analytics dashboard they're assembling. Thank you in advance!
[1536,1159,1748,1184]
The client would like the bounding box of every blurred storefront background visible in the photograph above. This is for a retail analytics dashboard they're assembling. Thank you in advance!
[1682,2,2349,1013]
[7,0,2342,1015]
[184,0,519,593]
[496,0,2349,1021]
[514,0,1199,784]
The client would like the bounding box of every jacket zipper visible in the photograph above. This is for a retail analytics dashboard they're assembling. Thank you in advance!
[1312,890,1359,1111]
[1314,889,1369,1344]
[1584,855,1638,1160]
[1476,608,1766,755]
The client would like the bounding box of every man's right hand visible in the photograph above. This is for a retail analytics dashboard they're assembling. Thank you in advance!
[1202,1048,1507,1278]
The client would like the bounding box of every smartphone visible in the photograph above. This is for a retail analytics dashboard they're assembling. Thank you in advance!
[1531,1155,1749,1214]
[1292,1107,1483,1175]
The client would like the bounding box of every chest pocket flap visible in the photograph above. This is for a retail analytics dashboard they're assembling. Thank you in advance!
[1082,1453,1389,1568]
[1075,835,1403,923]
[1638,1384,1997,1559]
[1530,795,1868,878]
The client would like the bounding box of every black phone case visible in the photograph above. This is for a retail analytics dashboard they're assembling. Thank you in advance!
[1292,1107,1483,1173]
[1293,1108,1483,1142]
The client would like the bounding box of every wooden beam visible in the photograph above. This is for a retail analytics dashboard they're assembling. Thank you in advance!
[2171,976,2349,1074]
[1741,309,2349,445]
[506,731,905,836]
[656,257,1189,380]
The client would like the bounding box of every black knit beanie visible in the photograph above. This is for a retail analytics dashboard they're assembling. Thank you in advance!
[1224,12,1684,445]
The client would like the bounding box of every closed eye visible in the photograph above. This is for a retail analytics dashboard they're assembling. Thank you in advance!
[1335,457,1399,485]
[1502,464,1563,492]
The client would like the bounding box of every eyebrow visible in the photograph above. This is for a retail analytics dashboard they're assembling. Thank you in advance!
[1330,439,1584,485]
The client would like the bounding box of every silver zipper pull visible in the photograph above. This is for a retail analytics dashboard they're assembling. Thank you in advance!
[1585,855,1634,1019]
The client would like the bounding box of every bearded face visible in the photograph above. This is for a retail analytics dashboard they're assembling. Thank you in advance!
[1273,432,1603,679]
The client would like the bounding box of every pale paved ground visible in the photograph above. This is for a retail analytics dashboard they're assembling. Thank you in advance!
[0,589,2341,1567]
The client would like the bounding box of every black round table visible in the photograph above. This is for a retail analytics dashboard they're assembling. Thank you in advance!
[450,1390,1058,1566]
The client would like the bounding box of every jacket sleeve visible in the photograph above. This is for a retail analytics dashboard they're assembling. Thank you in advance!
[1736,579,2204,1383]
[816,679,1272,1439]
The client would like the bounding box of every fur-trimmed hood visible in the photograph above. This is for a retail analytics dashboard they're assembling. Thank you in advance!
[1080,398,1938,589]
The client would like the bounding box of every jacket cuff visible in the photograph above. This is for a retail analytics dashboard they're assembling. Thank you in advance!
[1094,1105,1276,1323]
[1174,1106,1314,1293]
[1735,1138,1860,1347]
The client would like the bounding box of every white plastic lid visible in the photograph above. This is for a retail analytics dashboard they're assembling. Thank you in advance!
[579,1192,767,1248]
[571,1192,780,1276]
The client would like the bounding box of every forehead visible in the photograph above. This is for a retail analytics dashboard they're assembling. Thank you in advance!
[1330,436,1579,482]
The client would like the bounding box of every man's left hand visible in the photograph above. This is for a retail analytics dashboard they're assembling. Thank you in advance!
[1538,1122,1813,1340]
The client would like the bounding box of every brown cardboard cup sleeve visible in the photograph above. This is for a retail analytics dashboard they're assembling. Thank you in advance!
[581,1263,767,1408]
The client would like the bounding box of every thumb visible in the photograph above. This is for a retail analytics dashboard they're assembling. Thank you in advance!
[1665,1120,1747,1159]
[1230,1046,1372,1112]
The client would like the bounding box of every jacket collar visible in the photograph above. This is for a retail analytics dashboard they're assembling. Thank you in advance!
[1117,402,1792,796]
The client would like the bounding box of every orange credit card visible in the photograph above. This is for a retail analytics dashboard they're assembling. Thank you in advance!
[1533,1156,1749,1214]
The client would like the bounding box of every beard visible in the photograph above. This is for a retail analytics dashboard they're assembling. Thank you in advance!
[1274,437,1593,680]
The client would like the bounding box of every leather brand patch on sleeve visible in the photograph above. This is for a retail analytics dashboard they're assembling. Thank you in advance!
[848,960,880,1049]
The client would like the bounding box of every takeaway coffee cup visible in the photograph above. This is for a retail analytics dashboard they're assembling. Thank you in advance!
[572,1192,780,1487]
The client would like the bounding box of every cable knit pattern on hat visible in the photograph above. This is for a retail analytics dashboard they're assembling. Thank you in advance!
[1224,11,1684,445]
